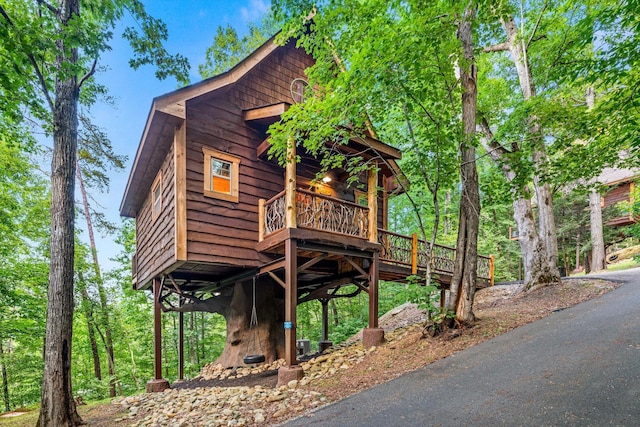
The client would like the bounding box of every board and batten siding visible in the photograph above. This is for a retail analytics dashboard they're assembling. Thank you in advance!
[135,142,176,286]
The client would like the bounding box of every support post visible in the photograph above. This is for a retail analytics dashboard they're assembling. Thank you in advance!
[285,137,297,229]
[318,299,332,352]
[178,297,184,381]
[278,238,303,385]
[411,233,418,275]
[368,166,378,243]
[146,278,170,392]
[489,255,495,286]
[363,252,384,348]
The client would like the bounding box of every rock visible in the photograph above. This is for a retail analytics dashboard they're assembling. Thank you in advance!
[287,379,298,388]
[254,412,265,423]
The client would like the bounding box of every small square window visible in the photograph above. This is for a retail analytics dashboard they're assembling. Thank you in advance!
[203,147,240,203]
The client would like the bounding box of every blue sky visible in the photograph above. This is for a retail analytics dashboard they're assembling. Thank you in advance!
[86,0,271,271]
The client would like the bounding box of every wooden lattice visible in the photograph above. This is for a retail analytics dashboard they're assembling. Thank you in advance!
[296,190,369,238]
[264,193,286,235]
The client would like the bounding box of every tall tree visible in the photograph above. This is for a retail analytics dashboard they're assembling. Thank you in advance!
[0,1,188,424]
[199,14,281,78]
[448,3,480,323]
[76,114,127,397]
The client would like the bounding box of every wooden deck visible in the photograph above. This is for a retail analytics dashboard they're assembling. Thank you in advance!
[259,191,495,288]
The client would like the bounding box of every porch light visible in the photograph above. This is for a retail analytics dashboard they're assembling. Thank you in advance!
[322,175,332,183]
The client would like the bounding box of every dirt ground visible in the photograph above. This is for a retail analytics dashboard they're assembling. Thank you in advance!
[3,278,618,426]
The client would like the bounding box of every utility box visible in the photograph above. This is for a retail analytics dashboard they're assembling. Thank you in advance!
[297,339,311,355]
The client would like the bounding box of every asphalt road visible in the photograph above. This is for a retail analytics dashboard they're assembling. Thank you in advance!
[283,268,640,427]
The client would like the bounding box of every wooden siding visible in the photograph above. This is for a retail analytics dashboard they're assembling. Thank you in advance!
[603,182,631,208]
[136,143,176,287]
[182,42,314,268]
[185,98,285,267]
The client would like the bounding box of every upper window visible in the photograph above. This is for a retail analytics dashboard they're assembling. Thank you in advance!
[203,147,240,203]
[151,172,162,221]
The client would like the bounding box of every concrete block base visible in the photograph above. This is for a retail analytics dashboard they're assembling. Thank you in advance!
[318,340,333,353]
[362,327,385,348]
[146,378,170,393]
[277,365,304,386]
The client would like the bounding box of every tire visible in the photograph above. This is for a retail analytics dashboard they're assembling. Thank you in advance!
[243,354,266,364]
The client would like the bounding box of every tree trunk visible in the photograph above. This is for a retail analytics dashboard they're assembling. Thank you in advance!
[586,88,606,272]
[79,286,102,380]
[1,342,9,412]
[449,4,480,324]
[38,1,83,424]
[501,15,560,281]
[589,190,606,271]
[76,165,118,397]
[166,280,285,368]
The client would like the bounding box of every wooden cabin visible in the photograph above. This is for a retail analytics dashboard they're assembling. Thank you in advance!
[120,36,494,390]
[599,168,638,227]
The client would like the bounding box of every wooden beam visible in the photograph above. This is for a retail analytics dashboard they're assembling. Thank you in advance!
[260,258,286,275]
[256,137,271,159]
[368,167,378,243]
[284,238,298,366]
[258,199,265,242]
[174,122,187,261]
[368,252,379,328]
[243,102,290,122]
[345,257,369,278]
[298,254,329,273]
[268,271,286,288]
[285,137,297,229]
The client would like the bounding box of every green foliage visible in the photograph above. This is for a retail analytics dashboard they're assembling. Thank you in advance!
[0,141,49,410]
[199,14,281,78]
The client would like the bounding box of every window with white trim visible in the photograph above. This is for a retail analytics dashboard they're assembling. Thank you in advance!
[203,147,240,203]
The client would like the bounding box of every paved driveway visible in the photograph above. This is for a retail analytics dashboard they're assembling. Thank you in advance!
[283,268,640,426]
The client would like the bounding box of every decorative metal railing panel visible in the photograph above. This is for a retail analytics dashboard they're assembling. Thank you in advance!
[378,230,413,265]
[264,192,286,235]
[296,189,369,238]
[432,244,456,274]
[477,255,491,280]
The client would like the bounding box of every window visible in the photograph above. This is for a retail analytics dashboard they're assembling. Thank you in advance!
[354,190,368,206]
[151,172,162,220]
[203,147,240,203]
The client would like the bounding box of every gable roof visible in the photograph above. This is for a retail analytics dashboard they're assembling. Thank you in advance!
[120,34,285,218]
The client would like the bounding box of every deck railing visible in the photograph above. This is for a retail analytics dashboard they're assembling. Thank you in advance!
[259,194,494,285]
[260,189,369,240]
[378,229,494,284]
[296,189,369,238]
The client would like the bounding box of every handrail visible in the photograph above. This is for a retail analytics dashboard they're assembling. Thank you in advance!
[378,229,495,284]
[297,188,368,211]
[296,189,369,238]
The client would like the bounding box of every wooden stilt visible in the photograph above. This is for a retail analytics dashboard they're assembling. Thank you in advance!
[321,299,329,341]
[178,296,184,381]
[319,299,332,352]
[368,252,379,328]
[284,238,298,366]
[363,252,384,348]
[147,278,169,392]
[278,238,304,385]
